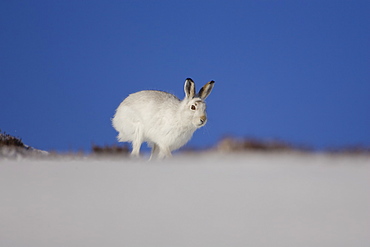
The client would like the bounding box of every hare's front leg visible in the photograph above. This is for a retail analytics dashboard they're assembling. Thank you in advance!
[157,146,172,159]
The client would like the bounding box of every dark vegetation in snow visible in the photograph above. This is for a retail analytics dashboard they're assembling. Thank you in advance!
[215,136,311,153]
[0,130,25,148]
[91,143,130,157]
[1,130,369,159]
[0,130,48,159]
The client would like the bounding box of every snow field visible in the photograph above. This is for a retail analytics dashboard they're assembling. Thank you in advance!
[1,153,369,247]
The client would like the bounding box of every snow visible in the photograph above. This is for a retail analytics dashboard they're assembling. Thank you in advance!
[1,152,369,247]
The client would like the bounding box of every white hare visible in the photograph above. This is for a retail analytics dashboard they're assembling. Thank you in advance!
[112,78,215,159]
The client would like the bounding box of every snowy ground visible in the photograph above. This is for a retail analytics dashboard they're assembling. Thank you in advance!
[1,152,369,247]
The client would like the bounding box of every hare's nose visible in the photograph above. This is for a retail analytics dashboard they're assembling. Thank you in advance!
[200,116,206,124]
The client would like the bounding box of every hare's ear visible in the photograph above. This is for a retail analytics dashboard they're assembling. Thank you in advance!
[198,80,215,100]
[184,78,196,99]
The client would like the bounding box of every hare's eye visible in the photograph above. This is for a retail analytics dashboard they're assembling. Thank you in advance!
[191,105,196,110]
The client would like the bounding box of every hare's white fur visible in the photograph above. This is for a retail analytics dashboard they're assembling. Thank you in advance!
[112,78,214,159]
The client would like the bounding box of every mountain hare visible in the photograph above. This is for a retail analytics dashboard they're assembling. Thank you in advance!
[112,78,215,159]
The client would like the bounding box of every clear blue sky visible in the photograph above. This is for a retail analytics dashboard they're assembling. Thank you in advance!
[1,1,369,152]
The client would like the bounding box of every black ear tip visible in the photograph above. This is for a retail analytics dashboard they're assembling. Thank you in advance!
[186,78,194,82]
[210,80,215,84]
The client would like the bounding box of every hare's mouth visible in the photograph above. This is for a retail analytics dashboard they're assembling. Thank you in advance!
[193,116,207,127]
[197,118,206,127]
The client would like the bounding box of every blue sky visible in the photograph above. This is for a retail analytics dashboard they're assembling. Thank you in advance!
[1,0,369,152]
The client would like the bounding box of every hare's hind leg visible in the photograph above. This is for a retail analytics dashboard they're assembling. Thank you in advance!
[149,143,159,160]
[130,124,143,157]
[131,141,142,157]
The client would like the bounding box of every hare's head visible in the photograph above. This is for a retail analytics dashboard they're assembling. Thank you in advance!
[182,78,215,128]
